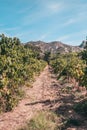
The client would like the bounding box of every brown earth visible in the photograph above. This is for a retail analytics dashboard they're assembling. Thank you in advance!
[0,66,87,130]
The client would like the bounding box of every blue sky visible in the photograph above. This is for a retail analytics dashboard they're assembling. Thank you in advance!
[0,0,87,45]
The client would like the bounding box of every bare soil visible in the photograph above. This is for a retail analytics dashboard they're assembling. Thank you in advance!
[0,66,87,130]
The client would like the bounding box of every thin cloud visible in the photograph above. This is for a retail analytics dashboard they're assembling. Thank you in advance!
[65,40,82,46]
[56,29,87,45]
[40,33,50,40]
[61,10,87,28]
[57,35,70,41]
[46,2,64,13]
[14,31,36,42]
[4,27,20,31]
[22,1,65,26]
[0,27,20,32]
[40,34,48,40]
[63,19,76,26]
[18,1,38,14]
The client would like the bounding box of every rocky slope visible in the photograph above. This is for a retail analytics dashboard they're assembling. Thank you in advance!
[25,41,83,54]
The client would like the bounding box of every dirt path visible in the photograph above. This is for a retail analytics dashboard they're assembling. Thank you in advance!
[0,66,87,130]
[0,66,60,130]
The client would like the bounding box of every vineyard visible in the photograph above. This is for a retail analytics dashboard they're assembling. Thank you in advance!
[50,52,87,88]
[0,34,47,112]
[0,34,87,130]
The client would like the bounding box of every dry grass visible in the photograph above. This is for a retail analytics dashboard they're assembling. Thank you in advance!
[18,111,62,130]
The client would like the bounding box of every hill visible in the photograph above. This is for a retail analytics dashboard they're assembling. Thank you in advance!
[25,41,83,54]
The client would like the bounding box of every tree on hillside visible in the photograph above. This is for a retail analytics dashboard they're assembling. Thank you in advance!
[81,36,87,64]
[81,38,87,87]
[44,51,51,64]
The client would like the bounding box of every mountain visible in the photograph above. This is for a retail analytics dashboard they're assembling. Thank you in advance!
[25,41,83,54]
